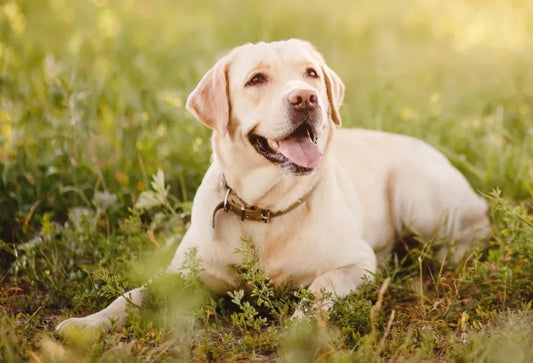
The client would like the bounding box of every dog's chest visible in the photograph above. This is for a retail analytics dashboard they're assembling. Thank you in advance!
[212,216,307,284]
[214,212,364,287]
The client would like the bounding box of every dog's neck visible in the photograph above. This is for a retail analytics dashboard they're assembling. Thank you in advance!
[211,126,334,211]
[211,178,317,227]
[217,166,321,212]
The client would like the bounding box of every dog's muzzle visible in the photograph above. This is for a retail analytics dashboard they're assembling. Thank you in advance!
[249,88,323,174]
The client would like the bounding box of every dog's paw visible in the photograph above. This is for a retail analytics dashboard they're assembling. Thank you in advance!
[55,316,111,333]
[290,307,307,320]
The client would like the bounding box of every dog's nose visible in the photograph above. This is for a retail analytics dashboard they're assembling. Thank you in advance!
[287,89,318,111]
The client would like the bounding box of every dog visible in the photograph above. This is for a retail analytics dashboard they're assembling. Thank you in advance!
[56,39,489,331]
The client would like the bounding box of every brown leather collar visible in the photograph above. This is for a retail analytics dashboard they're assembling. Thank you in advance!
[212,182,315,228]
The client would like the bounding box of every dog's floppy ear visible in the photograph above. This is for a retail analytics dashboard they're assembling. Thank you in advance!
[186,57,230,135]
[322,63,345,126]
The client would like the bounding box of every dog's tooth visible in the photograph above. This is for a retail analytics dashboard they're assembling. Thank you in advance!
[307,128,311,138]
[307,127,317,144]
[270,140,280,150]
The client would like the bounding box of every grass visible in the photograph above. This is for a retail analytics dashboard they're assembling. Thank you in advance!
[1,0,532,361]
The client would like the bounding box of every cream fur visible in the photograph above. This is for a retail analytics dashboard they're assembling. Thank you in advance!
[56,39,489,332]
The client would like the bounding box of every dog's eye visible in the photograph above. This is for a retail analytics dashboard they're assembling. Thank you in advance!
[306,68,319,78]
[246,73,268,87]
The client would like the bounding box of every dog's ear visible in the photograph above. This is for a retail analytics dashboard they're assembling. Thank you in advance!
[186,57,230,135]
[322,64,345,126]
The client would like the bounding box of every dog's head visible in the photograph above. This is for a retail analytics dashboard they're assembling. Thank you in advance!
[186,39,344,176]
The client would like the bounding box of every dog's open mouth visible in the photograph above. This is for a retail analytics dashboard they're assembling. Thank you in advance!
[249,122,321,173]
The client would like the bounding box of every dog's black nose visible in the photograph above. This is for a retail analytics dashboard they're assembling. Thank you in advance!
[288,89,318,111]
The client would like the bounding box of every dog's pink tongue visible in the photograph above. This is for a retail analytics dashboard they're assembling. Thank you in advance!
[277,133,321,169]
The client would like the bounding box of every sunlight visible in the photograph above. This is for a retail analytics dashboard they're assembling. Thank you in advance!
[446,2,531,53]
[404,0,531,53]
[2,2,26,34]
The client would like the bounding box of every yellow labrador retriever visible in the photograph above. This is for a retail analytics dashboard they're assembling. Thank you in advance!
[57,39,489,331]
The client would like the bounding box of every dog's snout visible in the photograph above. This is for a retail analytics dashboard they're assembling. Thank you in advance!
[288,89,318,111]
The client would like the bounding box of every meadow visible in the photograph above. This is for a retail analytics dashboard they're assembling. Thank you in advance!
[1,0,532,361]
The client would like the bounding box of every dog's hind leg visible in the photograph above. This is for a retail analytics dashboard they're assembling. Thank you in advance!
[438,207,491,264]
[390,151,491,264]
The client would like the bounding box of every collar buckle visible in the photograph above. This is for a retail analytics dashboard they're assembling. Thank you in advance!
[240,204,246,221]
[212,177,316,230]
[223,188,231,211]
[261,209,271,223]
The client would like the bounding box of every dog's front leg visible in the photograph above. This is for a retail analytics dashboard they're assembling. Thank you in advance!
[293,250,377,318]
[56,286,144,332]
[55,224,205,333]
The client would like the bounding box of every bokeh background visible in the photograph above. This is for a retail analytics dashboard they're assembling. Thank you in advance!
[2,0,532,242]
